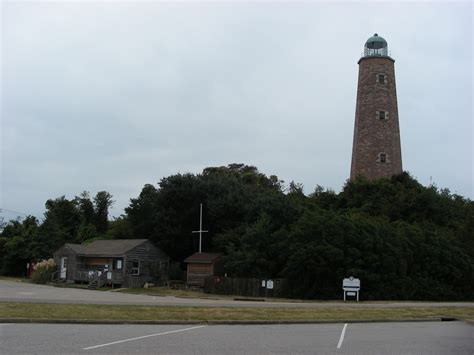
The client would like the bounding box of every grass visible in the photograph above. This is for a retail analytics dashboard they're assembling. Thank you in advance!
[0,303,473,322]
[114,287,474,305]
[116,287,231,299]
[0,276,28,282]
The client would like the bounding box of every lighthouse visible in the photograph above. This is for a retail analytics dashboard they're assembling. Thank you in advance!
[350,34,403,181]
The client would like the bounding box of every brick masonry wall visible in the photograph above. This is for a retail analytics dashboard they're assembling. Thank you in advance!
[350,56,403,181]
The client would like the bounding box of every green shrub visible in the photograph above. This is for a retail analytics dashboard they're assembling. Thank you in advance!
[168,262,184,281]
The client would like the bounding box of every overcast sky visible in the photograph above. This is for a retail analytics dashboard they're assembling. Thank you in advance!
[1,1,473,221]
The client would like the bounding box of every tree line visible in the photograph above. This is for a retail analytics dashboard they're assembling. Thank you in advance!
[0,191,113,275]
[1,164,473,300]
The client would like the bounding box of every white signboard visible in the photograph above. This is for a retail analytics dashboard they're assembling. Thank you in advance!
[342,276,360,301]
[266,280,274,289]
[261,280,266,287]
[342,277,360,291]
[107,272,112,280]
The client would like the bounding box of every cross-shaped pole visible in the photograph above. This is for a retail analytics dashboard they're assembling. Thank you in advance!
[192,203,208,253]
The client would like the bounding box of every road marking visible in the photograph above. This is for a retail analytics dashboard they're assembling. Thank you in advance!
[83,325,207,350]
[337,323,348,349]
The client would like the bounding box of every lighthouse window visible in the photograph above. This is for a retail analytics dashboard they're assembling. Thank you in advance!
[377,111,389,120]
[378,74,386,83]
[379,153,387,163]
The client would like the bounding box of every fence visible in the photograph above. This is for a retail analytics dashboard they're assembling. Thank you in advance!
[204,276,287,298]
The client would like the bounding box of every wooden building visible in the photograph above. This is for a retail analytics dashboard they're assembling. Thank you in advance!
[53,239,169,288]
[184,252,223,287]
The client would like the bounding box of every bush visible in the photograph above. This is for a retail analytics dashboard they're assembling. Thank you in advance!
[31,258,56,284]
[168,262,184,281]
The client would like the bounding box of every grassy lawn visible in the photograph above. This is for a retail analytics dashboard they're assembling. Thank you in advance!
[115,287,232,299]
[114,287,366,302]
[0,303,473,322]
[0,276,28,282]
[114,287,473,305]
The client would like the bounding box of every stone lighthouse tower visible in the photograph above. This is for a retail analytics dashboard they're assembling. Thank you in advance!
[350,34,403,181]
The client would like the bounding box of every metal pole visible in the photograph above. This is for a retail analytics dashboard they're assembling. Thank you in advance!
[192,204,208,254]
[199,204,203,253]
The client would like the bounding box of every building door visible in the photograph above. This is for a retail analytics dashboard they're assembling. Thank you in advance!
[60,257,68,279]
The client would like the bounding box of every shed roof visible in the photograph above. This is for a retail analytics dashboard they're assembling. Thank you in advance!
[184,252,222,264]
[65,243,88,254]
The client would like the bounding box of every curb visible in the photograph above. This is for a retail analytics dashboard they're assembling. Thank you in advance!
[0,317,453,325]
[233,297,265,302]
[207,318,447,325]
[0,318,204,325]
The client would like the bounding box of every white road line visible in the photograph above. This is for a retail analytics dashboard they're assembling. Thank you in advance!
[336,323,348,349]
[83,325,207,350]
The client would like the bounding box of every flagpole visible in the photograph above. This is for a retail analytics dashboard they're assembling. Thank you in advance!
[192,203,208,254]
[199,204,203,253]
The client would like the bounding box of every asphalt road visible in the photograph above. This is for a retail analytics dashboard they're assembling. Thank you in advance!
[0,321,472,354]
[1,280,474,308]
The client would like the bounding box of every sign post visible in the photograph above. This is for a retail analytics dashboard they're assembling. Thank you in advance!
[342,276,360,301]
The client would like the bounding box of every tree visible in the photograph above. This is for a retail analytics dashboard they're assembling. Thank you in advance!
[2,165,472,300]
[0,216,39,275]
[123,164,287,262]
[43,196,81,243]
[94,191,114,234]
[75,191,95,225]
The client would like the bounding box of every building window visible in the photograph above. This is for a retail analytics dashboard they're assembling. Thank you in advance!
[376,110,389,120]
[131,260,140,275]
[159,260,169,270]
[377,74,386,84]
[378,153,388,163]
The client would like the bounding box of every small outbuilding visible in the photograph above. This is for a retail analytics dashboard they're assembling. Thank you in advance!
[184,252,224,287]
[53,239,169,288]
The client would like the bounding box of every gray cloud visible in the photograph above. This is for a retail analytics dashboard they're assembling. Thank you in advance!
[1,1,472,220]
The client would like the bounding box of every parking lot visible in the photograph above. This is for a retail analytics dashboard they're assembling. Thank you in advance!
[1,321,472,354]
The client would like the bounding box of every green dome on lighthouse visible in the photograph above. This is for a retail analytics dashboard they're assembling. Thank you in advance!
[365,33,387,48]
[364,33,389,57]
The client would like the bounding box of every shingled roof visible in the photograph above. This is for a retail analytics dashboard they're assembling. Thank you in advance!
[184,252,222,264]
[66,239,150,256]
[65,243,88,254]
